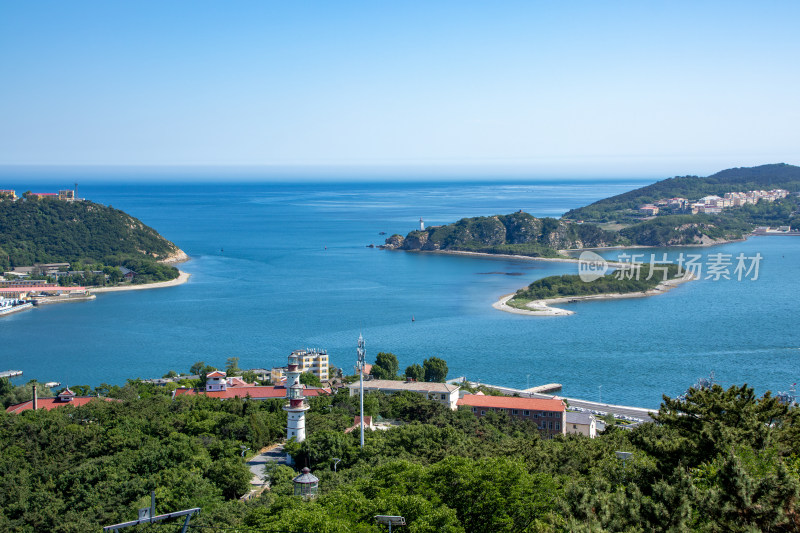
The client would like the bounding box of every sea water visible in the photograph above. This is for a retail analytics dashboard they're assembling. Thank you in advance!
[1,176,798,407]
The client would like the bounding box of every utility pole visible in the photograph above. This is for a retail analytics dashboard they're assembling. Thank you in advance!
[357,333,366,448]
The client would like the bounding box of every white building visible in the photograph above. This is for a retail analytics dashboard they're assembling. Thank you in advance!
[565,411,597,438]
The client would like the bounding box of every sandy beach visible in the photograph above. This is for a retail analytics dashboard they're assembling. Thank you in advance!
[493,273,694,317]
[91,270,191,293]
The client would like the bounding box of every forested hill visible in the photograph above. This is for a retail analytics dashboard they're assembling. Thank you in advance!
[382,211,619,257]
[0,196,182,272]
[564,163,800,221]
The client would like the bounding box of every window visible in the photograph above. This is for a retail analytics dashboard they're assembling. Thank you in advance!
[481,410,486,415]
[441,394,447,400]
[573,424,577,429]
[512,409,518,415]
[555,423,560,430]
[549,421,553,429]
[472,407,477,413]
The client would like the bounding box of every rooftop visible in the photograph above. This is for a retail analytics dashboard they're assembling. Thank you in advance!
[457,394,565,411]
[6,396,118,413]
[349,379,459,393]
[566,411,595,425]
[173,385,332,400]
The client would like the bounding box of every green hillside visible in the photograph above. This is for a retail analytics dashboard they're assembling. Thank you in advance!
[383,211,619,256]
[0,196,182,280]
[564,163,800,222]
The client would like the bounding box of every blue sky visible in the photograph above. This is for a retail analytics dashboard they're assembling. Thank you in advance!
[1,1,798,178]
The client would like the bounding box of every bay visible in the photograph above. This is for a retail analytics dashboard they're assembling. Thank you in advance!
[1,175,798,408]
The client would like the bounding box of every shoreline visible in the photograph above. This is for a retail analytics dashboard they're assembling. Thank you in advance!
[493,273,694,317]
[90,270,191,293]
[395,248,629,266]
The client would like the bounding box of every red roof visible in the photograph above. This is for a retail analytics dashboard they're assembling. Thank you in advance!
[5,396,118,413]
[457,394,565,412]
[173,385,332,400]
[0,286,86,292]
[206,371,226,378]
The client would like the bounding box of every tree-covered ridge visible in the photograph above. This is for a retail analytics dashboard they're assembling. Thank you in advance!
[0,196,182,274]
[510,263,683,304]
[1,376,798,532]
[564,163,800,222]
[384,211,619,256]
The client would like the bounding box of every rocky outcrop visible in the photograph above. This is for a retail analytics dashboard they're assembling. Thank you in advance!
[384,212,619,254]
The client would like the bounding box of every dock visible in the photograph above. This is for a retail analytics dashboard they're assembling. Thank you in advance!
[523,383,562,394]
[0,370,23,379]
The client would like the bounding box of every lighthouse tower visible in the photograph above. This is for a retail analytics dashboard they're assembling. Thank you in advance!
[283,351,309,462]
[419,217,425,231]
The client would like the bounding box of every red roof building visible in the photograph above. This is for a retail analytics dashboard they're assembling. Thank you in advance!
[172,385,331,400]
[6,395,118,413]
[457,394,567,438]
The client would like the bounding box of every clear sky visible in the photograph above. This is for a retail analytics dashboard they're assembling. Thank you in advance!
[1,1,798,178]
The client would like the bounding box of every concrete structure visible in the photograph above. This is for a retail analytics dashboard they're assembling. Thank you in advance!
[457,394,567,438]
[347,379,461,410]
[566,411,597,438]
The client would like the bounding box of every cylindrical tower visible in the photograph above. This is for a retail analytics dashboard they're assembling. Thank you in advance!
[284,351,309,465]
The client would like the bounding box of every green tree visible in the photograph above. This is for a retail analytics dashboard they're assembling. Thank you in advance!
[300,372,322,387]
[405,363,424,381]
[372,352,400,380]
[423,357,448,383]
[225,357,241,375]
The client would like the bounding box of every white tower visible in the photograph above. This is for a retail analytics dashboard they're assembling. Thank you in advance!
[419,217,425,231]
[284,351,309,463]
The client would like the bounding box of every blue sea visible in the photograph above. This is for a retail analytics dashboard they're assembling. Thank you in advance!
[1,174,799,407]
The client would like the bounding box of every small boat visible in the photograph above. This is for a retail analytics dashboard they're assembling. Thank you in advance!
[412,315,415,322]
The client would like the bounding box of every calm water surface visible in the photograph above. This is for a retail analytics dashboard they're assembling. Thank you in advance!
[1,178,798,407]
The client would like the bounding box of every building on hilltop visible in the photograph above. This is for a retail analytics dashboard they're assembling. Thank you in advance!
[347,379,460,410]
[457,394,566,439]
[172,364,331,401]
[0,189,16,200]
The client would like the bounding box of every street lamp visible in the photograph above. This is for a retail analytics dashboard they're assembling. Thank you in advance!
[375,515,406,532]
[332,457,341,472]
[240,445,250,458]
[615,451,633,480]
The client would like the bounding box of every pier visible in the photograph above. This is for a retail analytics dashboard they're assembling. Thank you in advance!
[0,370,23,379]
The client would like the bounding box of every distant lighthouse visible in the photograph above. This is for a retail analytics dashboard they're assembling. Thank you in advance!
[283,351,309,464]
[419,217,425,231]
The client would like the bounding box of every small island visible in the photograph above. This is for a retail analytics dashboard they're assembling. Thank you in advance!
[0,187,188,306]
[494,263,691,316]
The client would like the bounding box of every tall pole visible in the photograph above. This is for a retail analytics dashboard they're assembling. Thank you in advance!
[357,334,366,448]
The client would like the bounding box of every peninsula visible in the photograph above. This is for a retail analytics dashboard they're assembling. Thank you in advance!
[382,163,800,255]
[0,187,187,300]
[494,264,692,316]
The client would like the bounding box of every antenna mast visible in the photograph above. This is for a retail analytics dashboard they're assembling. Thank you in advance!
[357,333,366,448]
